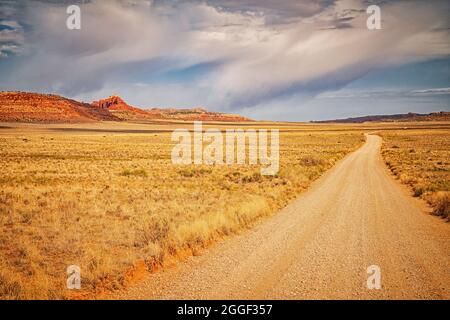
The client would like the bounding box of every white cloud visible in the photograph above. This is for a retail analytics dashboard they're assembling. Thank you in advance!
[411,87,450,95]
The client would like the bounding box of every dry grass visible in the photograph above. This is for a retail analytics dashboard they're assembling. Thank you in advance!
[380,129,450,220]
[0,123,363,299]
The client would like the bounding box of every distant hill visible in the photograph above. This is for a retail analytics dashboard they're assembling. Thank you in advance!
[0,91,119,122]
[313,112,450,123]
[146,107,253,122]
[0,92,252,123]
[92,95,252,122]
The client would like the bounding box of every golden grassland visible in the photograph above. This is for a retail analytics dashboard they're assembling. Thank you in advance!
[1,120,448,300]
[380,129,450,220]
[0,122,364,299]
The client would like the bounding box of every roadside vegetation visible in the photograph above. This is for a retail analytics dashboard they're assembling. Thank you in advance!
[380,129,450,220]
[0,126,363,299]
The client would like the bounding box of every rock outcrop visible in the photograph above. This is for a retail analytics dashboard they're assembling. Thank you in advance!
[0,91,120,122]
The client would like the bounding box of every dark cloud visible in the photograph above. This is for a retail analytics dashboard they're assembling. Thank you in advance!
[205,0,335,24]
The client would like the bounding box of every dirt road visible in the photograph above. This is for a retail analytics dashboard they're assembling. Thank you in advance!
[117,135,450,299]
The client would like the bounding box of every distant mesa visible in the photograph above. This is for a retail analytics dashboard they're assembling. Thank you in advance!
[0,92,252,123]
[313,112,450,123]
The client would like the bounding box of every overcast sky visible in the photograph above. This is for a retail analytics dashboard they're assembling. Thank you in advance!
[0,0,449,121]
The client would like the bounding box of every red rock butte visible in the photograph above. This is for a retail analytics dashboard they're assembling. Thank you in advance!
[0,91,119,122]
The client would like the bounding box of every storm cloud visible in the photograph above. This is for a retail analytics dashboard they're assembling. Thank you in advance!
[0,0,449,119]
